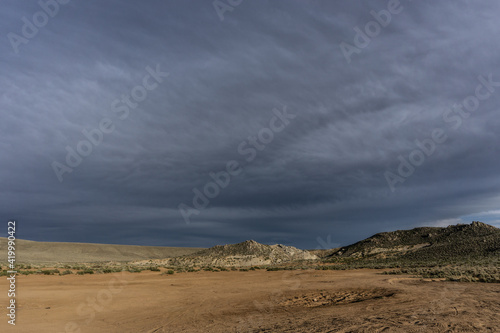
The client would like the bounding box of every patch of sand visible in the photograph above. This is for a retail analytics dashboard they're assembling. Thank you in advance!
[0,269,498,332]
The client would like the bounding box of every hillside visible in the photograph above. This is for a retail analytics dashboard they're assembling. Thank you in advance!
[136,240,318,267]
[3,221,497,266]
[328,221,500,261]
[0,238,204,263]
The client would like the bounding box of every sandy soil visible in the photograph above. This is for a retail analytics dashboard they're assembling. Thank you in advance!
[1,269,498,332]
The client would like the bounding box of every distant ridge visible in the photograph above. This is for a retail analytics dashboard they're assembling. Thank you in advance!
[329,221,500,260]
[3,221,497,265]
[139,240,318,267]
[0,238,204,263]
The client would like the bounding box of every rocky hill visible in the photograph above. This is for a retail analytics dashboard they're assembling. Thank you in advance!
[137,240,318,267]
[328,221,500,261]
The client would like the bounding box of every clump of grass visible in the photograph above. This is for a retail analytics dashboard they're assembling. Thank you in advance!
[40,269,60,275]
[77,268,94,275]
[149,266,161,272]
[126,266,143,273]
[60,270,72,276]
[266,267,281,271]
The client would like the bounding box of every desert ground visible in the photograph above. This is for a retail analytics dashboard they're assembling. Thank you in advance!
[1,269,498,333]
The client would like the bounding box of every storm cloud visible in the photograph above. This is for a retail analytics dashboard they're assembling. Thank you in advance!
[1,0,499,248]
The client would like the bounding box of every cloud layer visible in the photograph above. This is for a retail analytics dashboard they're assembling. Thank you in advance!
[1,0,499,248]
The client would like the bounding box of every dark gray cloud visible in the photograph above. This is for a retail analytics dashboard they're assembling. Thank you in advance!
[1,0,500,248]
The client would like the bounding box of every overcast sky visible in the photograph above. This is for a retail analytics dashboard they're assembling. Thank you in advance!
[1,0,499,248]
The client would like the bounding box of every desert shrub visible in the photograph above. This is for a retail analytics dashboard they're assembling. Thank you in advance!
[126,267,142,273]
[60,270,72,275]
[166,270,174,275]
[381,265,500,283]
[40,269,60,275]
[239,268,248,272]
[76,269,94,275]
[266,267,280,271]
[149,266,161,272]
[99,267,121,273]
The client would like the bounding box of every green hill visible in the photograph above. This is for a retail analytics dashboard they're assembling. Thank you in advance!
[329,221,499,261]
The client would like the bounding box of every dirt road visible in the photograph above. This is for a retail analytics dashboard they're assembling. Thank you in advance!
[0,269,498,332]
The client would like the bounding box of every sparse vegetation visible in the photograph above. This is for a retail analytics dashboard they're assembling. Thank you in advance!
[41,269,60,275]
[126,266,143,273]
[101,267,122,273]
[382,265,500,283]
[0,222,496,284]
[77,268,95,275]
[314,222,500,283]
